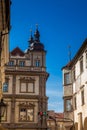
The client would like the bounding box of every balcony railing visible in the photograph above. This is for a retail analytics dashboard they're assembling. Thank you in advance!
[5,65,46,72]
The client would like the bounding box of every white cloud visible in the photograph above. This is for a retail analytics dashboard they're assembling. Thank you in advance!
[48,101,63,112]
[46,89,63,97]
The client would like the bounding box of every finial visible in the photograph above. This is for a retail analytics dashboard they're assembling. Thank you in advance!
[34,24,40,42]
[29,28,33,44]
[36,24,38,30]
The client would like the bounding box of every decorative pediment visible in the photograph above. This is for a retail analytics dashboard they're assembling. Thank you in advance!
[19,102,35,107]
[19,77,35,82]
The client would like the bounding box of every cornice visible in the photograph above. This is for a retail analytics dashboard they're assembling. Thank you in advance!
[3,94,48,100]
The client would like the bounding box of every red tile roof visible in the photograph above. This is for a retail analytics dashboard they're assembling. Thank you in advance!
[47,110,64,120]
[11,47,24,56]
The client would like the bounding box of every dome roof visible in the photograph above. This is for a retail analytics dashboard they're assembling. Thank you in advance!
[28,27,44,51]
[30,41,44,51]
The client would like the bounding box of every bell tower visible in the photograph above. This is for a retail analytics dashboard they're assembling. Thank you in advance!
[27,26,49,129]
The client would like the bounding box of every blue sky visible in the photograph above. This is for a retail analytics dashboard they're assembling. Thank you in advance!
[10,0,87,112]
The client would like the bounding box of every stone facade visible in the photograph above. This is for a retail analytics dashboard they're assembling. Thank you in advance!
[0,0,10,99]
[62,39,87,130]
[2,29,49,130]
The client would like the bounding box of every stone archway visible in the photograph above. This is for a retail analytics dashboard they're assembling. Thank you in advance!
[84,117,87,130]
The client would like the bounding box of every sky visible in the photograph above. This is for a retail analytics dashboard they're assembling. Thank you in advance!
[10,0,87,112]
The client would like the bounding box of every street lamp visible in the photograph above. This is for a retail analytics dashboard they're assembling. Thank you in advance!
[0,98,6,122]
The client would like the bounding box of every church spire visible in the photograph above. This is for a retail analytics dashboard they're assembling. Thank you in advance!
[34,24,40,42]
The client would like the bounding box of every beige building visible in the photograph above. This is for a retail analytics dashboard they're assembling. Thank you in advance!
[62,39,87,130]
[0,0,10,99]
[47,111,73,130]
[2,28,49,130]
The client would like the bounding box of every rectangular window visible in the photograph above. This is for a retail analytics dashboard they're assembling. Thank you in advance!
[1,107,7,121]
[74,96,77,110]
[21,83,26,92]
[64,73,71,85]
[3,83,8,92]
[35,60,40,67]
[19,61,25,67]
[9,61,14,66]
[19,108,34,122]
[81,90,84,105]
[78,113,82,130]
[28,83,34,92]
[66,99,72,111]
[20,82,34,93]
[72,68,76,81]
[80,57,83,73]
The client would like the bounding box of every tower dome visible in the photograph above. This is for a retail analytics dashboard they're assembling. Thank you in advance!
[29,26,44,51]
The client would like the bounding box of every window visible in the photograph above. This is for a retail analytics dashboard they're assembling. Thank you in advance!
[20,82,34,93]
[86,52,87,68]
[9,61,14,66]
[19,61,25,67]
[3,83,8,92]
[78,113,82,130]
[35,60,40,67]
[74,96,77,109]
[1,107,7,121]
[80,57,83,73]
[72,68,75,81]
[65,99,72,111]
[19,107,34,122]
[64,72,71,85]
[81,90,84,105]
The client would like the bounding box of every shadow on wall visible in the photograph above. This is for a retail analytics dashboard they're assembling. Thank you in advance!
[84,117,87,130]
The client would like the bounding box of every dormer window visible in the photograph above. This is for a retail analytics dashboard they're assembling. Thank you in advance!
[19,61,25,67]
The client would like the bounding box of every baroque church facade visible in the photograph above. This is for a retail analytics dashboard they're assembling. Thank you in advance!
[2,28,49,130]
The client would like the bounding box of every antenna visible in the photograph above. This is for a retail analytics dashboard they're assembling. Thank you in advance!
[68,45,71,61]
